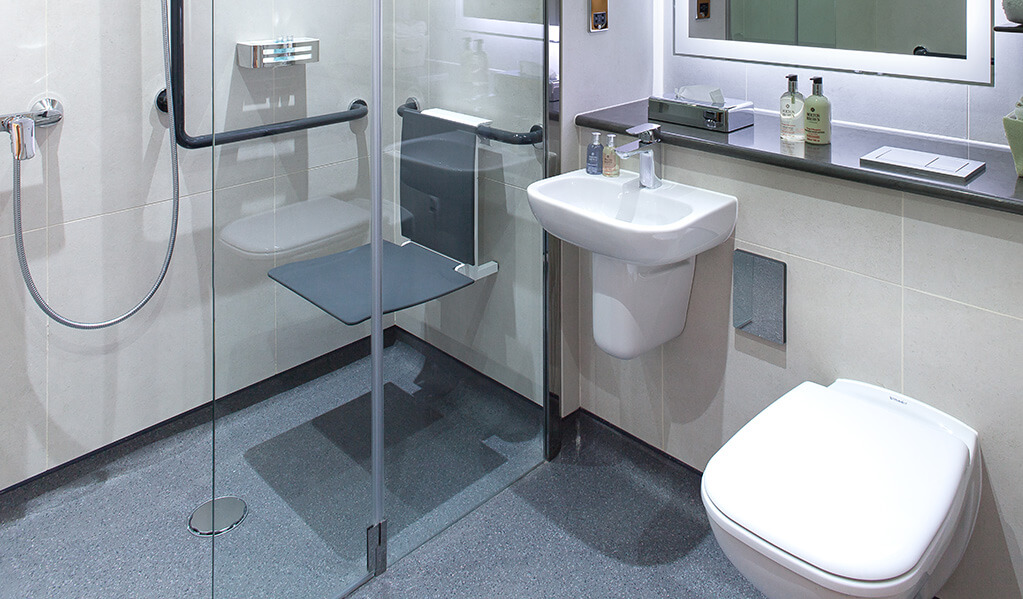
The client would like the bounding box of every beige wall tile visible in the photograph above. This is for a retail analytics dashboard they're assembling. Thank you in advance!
[903,290,1023,598]
[662,238,735,468]
[905,194,1023,320]
[578,250,665,448]
[661,147,904,282]
[658,240,903,469]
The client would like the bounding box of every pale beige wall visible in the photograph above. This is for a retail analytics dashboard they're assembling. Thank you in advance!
[572,140,1023,598]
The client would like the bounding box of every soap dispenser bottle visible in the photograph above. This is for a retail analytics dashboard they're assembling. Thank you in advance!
[586,132,604,175]
[470,39,490,99]
[780,74,805,141]
[602,134,620,177]
[804,76,832,145]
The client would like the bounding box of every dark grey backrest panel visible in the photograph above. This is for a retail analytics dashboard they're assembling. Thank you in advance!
[733,249,786,345]
[400,110,477,265]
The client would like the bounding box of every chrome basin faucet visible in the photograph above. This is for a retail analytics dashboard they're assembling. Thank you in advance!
[616,123,661,189]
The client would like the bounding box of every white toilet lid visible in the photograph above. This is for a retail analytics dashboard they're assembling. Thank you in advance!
[703,381,970,582]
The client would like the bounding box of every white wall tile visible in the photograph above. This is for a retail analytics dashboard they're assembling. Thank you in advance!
[0,0,48,237]
[46,193,212,466]
[744,63,970,139]
[46,0,178,223]
[905,194,1023,319]
[213,179,277,397]
[273,159,372,373]
[0,232,49,489]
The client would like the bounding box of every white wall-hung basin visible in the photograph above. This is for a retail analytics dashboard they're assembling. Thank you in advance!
[527,169,737,359]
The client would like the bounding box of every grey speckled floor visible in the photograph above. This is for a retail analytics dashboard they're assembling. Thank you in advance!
[352,412,765,599]
[0,330,542,599]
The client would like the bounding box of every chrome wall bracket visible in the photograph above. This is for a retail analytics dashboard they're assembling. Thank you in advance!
[1,98,64,130]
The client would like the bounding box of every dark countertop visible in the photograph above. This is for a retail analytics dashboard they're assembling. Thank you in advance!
[576,100,1023,216]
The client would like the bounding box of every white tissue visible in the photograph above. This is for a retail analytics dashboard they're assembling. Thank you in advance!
[675,85,725,105]
[1014,96,1023,120]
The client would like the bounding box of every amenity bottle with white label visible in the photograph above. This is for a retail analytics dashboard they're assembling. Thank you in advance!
[602,134,620,177]
[779,74,805,141]
[804,76,832,145]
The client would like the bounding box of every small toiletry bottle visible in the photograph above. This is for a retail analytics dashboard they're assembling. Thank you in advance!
[471,39,490,98]
[602,134,620,177]
[804,76,832,145]
[586,132,604,175]
[780,74,805,142]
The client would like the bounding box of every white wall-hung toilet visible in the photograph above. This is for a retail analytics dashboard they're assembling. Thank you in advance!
[701,379,981,599]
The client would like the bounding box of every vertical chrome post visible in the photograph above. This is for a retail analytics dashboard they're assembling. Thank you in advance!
[542,0,563,461]
[369,0,387,571]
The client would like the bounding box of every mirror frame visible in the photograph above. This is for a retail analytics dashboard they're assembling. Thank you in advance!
[673,0,992,84]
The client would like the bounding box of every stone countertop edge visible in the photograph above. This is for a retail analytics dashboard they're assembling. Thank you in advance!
[575,100,1023,217]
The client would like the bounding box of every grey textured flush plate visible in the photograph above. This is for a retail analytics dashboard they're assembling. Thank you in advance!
[733,250,786,344]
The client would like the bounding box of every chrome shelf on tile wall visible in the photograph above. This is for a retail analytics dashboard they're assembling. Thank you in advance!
[154,0,367,149]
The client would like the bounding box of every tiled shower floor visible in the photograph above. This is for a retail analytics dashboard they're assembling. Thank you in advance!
[0,330,760,599]
[0,330,542,599]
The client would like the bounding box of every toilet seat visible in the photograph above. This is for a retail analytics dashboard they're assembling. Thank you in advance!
[702,380,976,597]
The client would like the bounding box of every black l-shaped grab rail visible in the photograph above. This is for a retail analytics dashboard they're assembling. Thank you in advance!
[155,0,367,149]
[397,99,543,146]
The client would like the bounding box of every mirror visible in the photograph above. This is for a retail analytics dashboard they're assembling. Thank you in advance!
[456,0,543,37]
[675,0,991,83]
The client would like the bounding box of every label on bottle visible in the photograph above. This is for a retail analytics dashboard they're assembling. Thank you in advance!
[602,149,619,177]
[804,104,830,145]
[780,97,805,141]
[587,146,602,174]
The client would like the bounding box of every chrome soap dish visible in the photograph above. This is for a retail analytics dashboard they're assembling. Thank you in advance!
[237,37,320,68]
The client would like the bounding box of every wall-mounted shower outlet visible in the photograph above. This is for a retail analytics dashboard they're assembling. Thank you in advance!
[590,0,608,32]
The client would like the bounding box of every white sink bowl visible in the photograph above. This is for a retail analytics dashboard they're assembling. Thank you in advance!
[526,169,738,359]
[526,169,737,266]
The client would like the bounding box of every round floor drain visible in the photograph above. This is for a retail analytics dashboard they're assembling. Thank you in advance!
[188,496,247,536]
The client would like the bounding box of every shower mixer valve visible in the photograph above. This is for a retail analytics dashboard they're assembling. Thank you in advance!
[1,98,64,160]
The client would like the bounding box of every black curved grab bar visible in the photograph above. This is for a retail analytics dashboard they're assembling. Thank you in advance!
[396,99,543,145]
[155,0,367,149]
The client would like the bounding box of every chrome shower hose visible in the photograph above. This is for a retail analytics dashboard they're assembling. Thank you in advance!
[11,0,180,329]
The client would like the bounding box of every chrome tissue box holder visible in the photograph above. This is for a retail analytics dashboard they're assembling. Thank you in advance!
[237,37,320,68]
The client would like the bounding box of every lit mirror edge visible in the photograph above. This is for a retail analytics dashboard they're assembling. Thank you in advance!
[672,0,992,85]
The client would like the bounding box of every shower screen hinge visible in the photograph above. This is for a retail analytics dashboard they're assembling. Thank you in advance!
[367,520,388,575]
